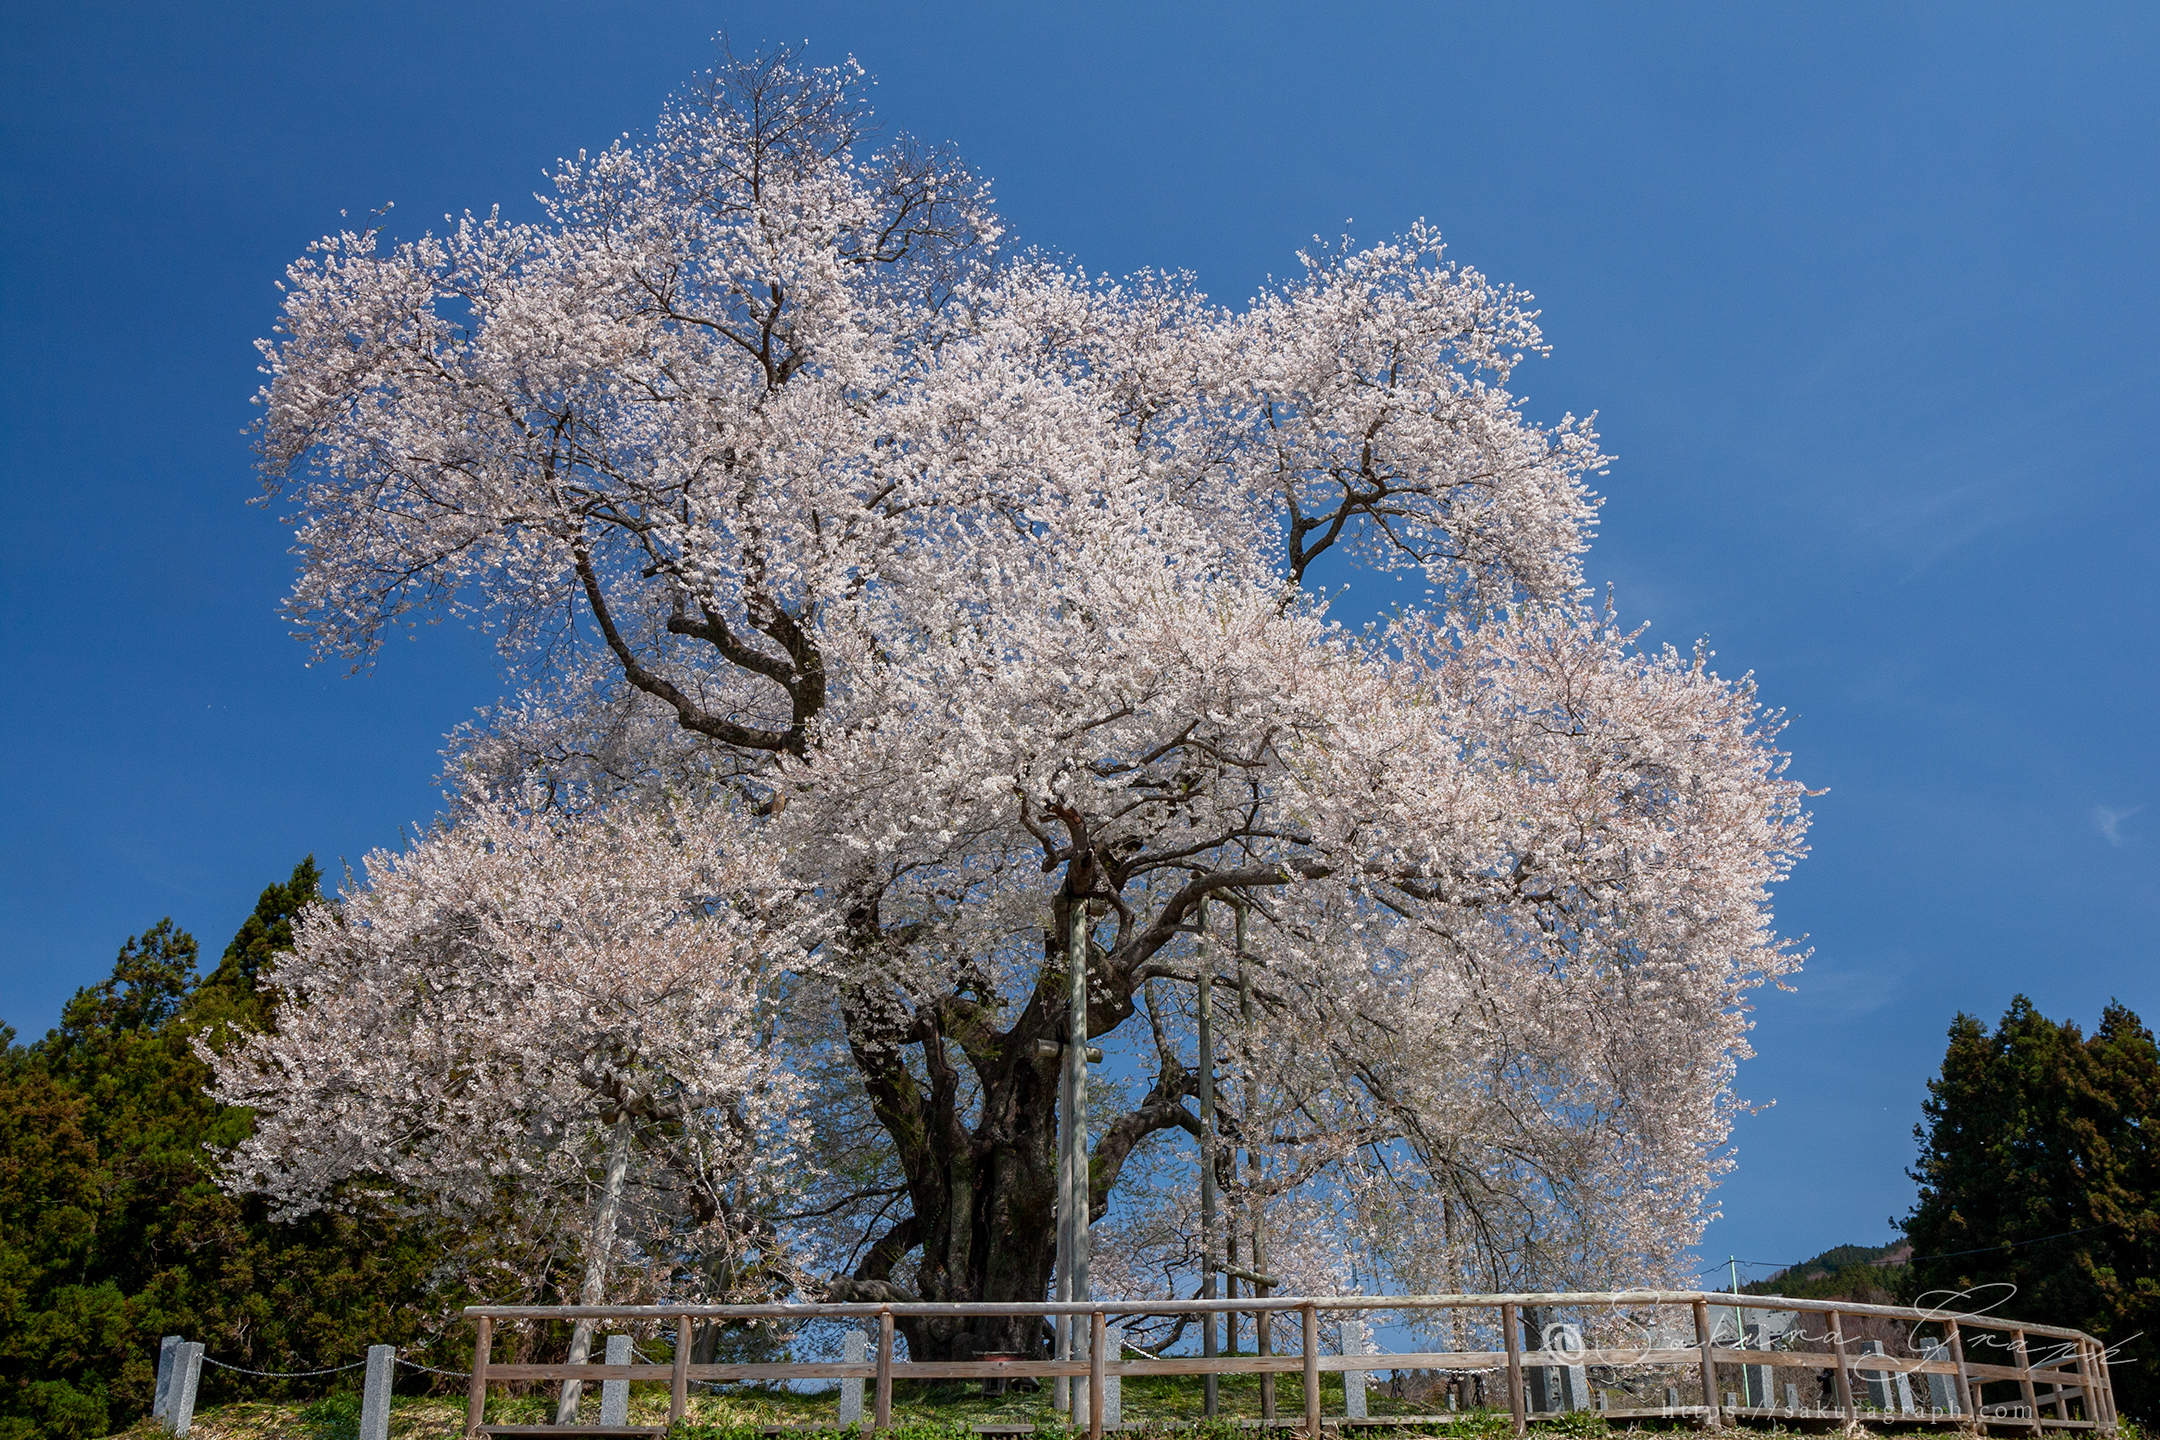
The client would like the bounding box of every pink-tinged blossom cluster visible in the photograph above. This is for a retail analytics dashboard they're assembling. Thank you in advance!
[204,791,812,1300]
[243,44,1808,1305]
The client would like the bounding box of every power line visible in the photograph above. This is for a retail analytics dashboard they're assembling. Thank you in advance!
[1701,1224,2121,1284]
[1905,1224,2115,1265]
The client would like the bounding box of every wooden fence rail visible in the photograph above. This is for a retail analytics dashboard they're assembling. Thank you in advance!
[459,1291,2118,1440]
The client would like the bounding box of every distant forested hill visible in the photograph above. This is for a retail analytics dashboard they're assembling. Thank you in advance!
[1741,1241,1911,1302]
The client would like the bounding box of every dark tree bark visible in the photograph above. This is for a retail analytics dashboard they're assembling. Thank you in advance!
[824,876,1208,1361]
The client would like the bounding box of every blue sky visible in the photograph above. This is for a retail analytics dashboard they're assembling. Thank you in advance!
[3,2,2155,1281]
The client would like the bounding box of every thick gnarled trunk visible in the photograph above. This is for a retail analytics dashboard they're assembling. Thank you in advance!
[828,894,1196,1361]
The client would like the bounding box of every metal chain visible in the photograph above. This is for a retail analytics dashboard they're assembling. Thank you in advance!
[197,1351,471,1380]
[199,1356,369,1378]
[633,1340,730,1391]
[395,1356,473,1378]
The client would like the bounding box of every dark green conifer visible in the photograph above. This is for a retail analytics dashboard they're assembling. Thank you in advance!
[1903,997,2160,1421]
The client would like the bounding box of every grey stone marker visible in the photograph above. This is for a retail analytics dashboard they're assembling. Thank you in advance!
[1551,1324,1588,1412]
[1340,1320,1371,1420]
[1921,1341,1961,1414]
[1725,1391,1739,1410]
[601,1334,633,1426]
[152,1335,183,1422]
[357,1344,395,1440]
[165,1342,204,1436]
[1858,1340,1896,1411]
[1102,1323,1122,1429]
[1784,1382,1800,1411]
[1737,1320,1774,1409]
[1664,1386,1679,1411]
[839,1330,867,1426]
[1527,1322,1588,1412]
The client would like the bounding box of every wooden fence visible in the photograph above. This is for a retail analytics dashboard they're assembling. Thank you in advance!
[460,1291,2118,1439]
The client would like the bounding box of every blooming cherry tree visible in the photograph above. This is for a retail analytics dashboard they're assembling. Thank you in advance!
[206,791,809,1413]
[247,42,1810,1362]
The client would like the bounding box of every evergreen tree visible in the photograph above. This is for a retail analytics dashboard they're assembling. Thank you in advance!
[1903,996,2160,1421]
[0,862,478,1439]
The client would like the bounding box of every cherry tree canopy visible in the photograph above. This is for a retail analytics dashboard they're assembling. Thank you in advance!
[206,792,808,1290]
[245,44,1808,1357]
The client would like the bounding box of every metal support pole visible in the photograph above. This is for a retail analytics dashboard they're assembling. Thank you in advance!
[1235,903,1273,1422]
[1054,1114,1071,1418]
[1197,897,1218,1417]
[1064,892,1093,1404]
[1502,1302,1526,1436]
[466,1315,492,1437]
[1693,1298,1723,1428]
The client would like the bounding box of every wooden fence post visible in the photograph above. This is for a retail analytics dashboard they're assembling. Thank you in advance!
[2013,1331,2041,1433]
[672,1315,690,1426]
[2088,1339,2109,1426]
[1502,1302,1526,1436]
[1089,1310,1107,1440]
[1947,1320,1975,1420]
[2097,1338,2118,1430]
[1693,1299,1722,1428]
[876,1309,895,1431]
[465,1315,491,1438]
[1828,1311,1857,1425]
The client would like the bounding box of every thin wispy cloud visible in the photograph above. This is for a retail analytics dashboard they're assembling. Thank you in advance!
[2093,803,2142,847]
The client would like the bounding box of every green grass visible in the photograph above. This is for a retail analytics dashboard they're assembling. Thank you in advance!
[108,1379,2145,1440]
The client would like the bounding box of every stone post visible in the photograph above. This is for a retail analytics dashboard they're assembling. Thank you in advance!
[1922,1342,1961,1414]
[358,1344,395,1440]
[839,1330,867,1426]
[1522,1308,1554,1413]
[164,1342,204,1437]
[151,1336,183,1423]
[1103,1322,1123,1429]
[600,1334,632,1426]
[1739,1320,1771,1408]
[1858,1340,1894,1411]
[1341,1319,1371,1419]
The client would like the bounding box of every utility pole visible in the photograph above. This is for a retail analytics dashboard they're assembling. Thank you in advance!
[1197,897,1219,1417]
[1729,1257,1745,1349]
